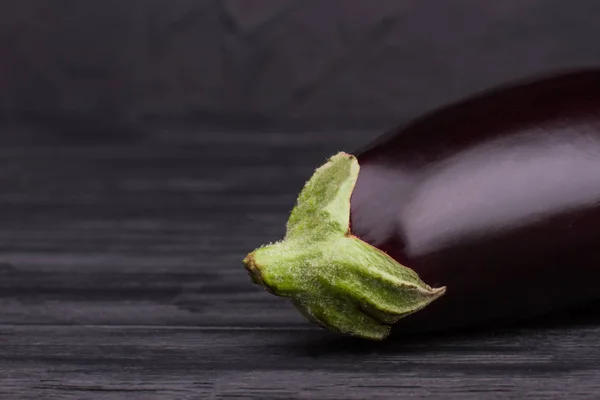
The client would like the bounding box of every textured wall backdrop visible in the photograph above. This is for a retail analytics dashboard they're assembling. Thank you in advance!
[1,0,600,136]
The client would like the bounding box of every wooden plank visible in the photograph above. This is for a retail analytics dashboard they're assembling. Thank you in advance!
[2,324,600,399]
[2,136,600,398]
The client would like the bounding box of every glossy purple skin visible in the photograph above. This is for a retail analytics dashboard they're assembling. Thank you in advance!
[350,70,600,332]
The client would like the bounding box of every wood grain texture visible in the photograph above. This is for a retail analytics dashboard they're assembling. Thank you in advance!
[2,133,600,399]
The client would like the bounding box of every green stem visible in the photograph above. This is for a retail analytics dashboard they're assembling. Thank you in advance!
[243,152,445,340]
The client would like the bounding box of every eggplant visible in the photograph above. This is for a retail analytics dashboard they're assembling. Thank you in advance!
[243,69,600,340]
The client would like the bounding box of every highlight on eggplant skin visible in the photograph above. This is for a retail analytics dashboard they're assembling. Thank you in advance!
[243,69,600,340]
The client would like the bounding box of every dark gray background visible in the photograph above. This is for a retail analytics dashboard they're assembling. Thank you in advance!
[2,0,600,135]
[2,2,600,399]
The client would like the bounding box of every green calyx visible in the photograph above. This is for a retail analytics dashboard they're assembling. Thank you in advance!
[243,152,446,340]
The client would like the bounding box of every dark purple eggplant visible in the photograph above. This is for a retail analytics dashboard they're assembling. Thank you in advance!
[243,69,600,340]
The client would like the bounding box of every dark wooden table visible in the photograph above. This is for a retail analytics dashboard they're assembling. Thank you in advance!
[2,132,600,399]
